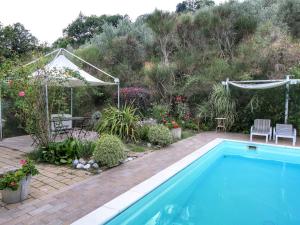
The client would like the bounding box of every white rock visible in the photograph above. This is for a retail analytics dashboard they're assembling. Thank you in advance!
[88,159,95,165]
[72,159,79,168]
[92,163,99,169]
[79,158,86,165]
[147,143,152,148]
[84,164,91,170]
[127,157,133,161]
[76,163,84,169]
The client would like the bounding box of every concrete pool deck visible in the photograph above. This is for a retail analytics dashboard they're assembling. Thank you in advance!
[1,132,299,225]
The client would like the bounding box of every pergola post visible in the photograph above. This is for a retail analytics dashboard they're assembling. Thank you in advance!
[284,75,290,124]
[70,87,73,115]
[115,78,120,109]
[225,78,229,92]
[45,84,50,138]
[0,87,3,141]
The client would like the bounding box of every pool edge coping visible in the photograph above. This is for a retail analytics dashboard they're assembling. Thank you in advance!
[71,138,300,225]
[71,138,224,225]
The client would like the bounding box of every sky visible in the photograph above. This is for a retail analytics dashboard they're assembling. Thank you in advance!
[0,0,225,44]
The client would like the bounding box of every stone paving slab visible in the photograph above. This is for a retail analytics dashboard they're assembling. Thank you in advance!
[1,132,300,225]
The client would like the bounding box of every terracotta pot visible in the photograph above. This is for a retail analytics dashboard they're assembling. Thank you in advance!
[171,128,182,139]
[1,175,32,204]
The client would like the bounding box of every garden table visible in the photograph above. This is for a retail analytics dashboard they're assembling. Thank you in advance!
[51,116,91,139]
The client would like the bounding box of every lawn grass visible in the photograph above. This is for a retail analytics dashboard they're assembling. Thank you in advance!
[126,143,147,152]
[181,129,197,139]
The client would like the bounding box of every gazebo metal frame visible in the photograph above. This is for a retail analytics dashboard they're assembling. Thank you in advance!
[0,48,120,140]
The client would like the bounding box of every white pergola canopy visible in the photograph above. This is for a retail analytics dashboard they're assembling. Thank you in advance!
[222,76,300,124]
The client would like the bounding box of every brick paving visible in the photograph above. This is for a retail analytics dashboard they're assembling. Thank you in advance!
[0,135,34,153]
[0,132,299,225]
[0,147,92,209]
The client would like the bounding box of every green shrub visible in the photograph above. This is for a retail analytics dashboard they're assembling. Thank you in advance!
[137,124,150,142]
[38,138,81,165]
[148,125,172,146]
[77,141,96,159]
[93,134,126,168]
[96,105,140,142]
[181,120,199,130]
[151,104,170,122]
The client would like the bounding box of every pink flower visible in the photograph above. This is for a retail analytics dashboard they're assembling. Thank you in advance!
[20,159,27,165]
[18,91,25,97]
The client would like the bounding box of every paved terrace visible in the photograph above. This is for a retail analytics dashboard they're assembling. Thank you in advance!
[0,132,299,225]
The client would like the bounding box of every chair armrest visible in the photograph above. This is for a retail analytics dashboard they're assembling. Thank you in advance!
[250,126,253,133]
[294,128,297,137]
[273,127,276,136]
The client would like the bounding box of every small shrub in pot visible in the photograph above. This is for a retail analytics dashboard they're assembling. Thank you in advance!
[148,124,173,146]
[93,134,126,168]
[0,159,39,204]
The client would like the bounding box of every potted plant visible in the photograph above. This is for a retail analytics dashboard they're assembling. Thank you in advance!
[162,115,182,140]
[0,159,38,204]
[169,120,182,139]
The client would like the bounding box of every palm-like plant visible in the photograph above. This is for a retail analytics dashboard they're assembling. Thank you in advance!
[96,105,140,142]
[197,84,236,129]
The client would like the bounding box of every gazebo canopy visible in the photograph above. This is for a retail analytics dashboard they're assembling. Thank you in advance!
[31,51,116,87]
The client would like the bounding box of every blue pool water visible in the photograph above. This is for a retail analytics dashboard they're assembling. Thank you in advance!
[105,141,300,225]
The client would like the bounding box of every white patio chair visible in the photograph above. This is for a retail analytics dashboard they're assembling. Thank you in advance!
[274,124,297,146]
[250,119,272,143]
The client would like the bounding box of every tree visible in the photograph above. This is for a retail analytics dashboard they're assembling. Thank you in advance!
[62,13,123,48]
[176,0,215,13]
[278,0,300,38]
[0,22,38,61]
[144,63,177,104]
[78,17,153,86]
[52,37,70,49]
[146,10,176,65]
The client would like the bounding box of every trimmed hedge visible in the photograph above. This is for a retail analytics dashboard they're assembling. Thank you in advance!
[93,134,126,168]
[148,124,172,146]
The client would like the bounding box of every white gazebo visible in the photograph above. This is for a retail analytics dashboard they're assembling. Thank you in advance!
[0,48,120,140]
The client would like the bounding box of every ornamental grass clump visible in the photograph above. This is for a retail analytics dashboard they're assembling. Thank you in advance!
[93,134,126,168]
[96,105,140,142]
[148,124,173,147]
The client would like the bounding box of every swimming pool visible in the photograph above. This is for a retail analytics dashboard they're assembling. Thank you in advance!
[72,139,300,225]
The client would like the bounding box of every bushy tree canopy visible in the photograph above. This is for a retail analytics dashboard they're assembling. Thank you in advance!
[0,22,38,62]
[61,13,123,48]
[176,0,215,13]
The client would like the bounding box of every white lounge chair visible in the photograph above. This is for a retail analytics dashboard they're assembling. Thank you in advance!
[274,124,297,146]
[250,119,272,143]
